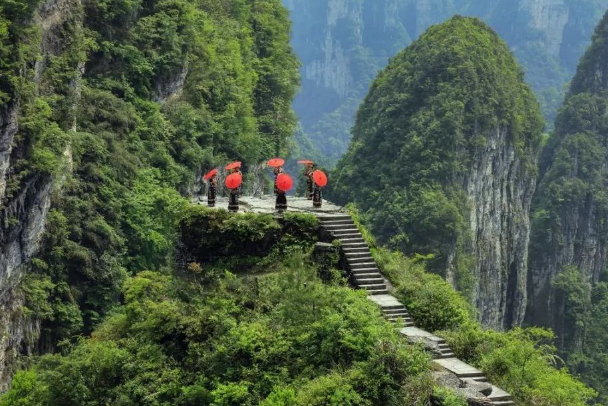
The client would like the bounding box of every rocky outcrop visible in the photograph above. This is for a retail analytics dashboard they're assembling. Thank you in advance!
[461,126,537,328]
[0,0,82,390]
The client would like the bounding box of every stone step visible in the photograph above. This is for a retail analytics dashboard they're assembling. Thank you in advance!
[351,273,382,280]
[320,215,352,221]
[355,277,385,284]
[492,401,515,406]
[329,228,360,234]
[472,377,488,383]
[350,267,380,273]
[341,241,368,247]
[347,256,375,264]
[335,233,364,240]
[339,237,366,244]
[386,316,413,323]
[349,262,378,269]
[367,288,389,295]
[382,308,408,315]
[438,344,450,349]
[342,245,370,251]
[323,223,357,230]
[321,220,355,226]
[344,252,373,259]
[360,283,387,290]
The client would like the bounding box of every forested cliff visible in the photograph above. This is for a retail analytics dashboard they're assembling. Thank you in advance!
[0,0,298,390]
[528,10,608,399]
[330,16,544,331]
[284,0,608,164]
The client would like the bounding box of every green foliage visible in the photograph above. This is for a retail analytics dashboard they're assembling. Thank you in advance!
[3,0,299,348]
[373,248,472,332]
[432,387,468,406]
[528,9,608,400]
[330,17,544,284]
[441,327,597,406]
[1,251,432,406]
[367,237,596,405]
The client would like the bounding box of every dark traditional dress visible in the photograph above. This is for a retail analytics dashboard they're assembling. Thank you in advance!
[313,185,322,208]
[275,191,287,212]
[273,167,282,195]
[207,178,216,207]
[228,189,239,212]
[305,169,313,200]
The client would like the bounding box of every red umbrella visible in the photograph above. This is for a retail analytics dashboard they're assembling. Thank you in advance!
[312,170,328,187]
[267,158,285,168]
[276,173,293,192]
[225,173,242,190]
[203,168,218,180]
[225,161,242,170]
[297,160,314,165]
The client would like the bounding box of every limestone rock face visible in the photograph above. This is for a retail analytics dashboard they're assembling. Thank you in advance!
[0,0,81,390]
[461,127,537,328]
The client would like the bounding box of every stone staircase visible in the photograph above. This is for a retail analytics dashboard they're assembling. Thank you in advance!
[318,213,516,406]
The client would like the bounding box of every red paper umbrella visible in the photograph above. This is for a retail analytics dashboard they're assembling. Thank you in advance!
[267,158,285,168]
[203,168,218,180]
[297,160,314,165]
[225,173,242,190]
[276,173,293,192]
[312,170,328,187]
[225,161,242,170]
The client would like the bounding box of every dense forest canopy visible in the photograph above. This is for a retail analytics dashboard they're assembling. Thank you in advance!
[0,0,299,353]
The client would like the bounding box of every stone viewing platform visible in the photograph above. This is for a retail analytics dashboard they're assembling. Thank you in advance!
[195,195,516,405]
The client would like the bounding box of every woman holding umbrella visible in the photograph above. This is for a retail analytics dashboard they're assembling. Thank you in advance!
[226,161,242,197]
[312,169,328,208]
[225,171,243,213]
[275,173,293,213]
[203,168,218,207]
[298,160,315,200]
[267,158,285,195]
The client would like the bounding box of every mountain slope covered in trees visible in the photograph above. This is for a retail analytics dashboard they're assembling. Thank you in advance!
[284,0,608,165]
[330,16,544,331]
[528,10,608,402]
[0,0,299,388]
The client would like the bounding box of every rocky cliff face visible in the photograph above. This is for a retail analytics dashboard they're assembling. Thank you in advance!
[462,127,538,328]
[285,0,608,164]
[527,10,608,349]
[0,0,81,391]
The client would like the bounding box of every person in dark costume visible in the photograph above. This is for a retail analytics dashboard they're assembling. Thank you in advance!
[207,174,217,207]
[275,190,287,212]
[273,166,283,195]
[235,167,243,197]
[313,182,322,208]
[305,163,314,200]
[228,188,239,212]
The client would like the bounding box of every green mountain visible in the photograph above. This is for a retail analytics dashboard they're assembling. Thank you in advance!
[0,0,298,388]
[528,9,608,401]
[284,0,608,165]
[329,16,545,331]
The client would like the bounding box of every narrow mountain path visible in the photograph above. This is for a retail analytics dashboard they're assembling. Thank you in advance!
[317,212,516,406]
